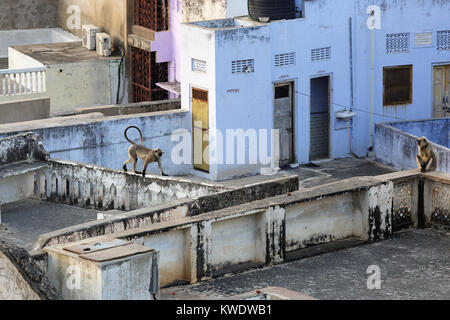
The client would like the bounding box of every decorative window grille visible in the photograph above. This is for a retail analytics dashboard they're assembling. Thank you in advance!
[311,47,331,62]
[275,52,296,67]
[386,33,410,54]
[232,59,254,74]
[414,32,433,47]
[437,30,450,51]
[192,58,207,73]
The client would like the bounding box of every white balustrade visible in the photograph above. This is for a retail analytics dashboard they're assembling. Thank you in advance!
[0,67,46,97]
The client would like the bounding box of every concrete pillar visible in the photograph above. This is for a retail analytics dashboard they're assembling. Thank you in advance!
[261,206,286,264]
[189,221,212,283]
[367,181,393,241]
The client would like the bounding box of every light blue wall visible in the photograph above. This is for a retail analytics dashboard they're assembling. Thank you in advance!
[183,0,450,181]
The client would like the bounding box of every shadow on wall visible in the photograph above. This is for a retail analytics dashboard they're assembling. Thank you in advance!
[374,119,450,173]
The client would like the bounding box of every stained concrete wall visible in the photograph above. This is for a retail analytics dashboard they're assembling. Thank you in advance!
[103,176,393,285]
[0,0,58,31]
[75,99,181,116]
[0,110,191,175]
[0,98,50,125]
[0,242,61,300]
[375,121,450,173]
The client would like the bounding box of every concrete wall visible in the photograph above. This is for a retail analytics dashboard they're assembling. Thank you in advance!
[182,0,450,180]
[0,28,79,58]
[0,97,50,125]
[7,47,119,114]
[375,122,450,173]
[423,172,450,229]
[0,0,58,31]
[0,243,61,300]
[388,119,449,148]
[0,111,191,175]
[75,99,181,116]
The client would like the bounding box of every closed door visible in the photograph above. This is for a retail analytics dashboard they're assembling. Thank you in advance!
[274,82,294,167]
[192,88,209,172]
[433,65,450,118]
[310,76,330,161]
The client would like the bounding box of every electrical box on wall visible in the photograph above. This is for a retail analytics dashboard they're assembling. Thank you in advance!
[96,33,112,57]
[82,24,99,50]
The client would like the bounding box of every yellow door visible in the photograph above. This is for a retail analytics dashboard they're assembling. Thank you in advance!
[433,65,450,118]
[192,88,209,172]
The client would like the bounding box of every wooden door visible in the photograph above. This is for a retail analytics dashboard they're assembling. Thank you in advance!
[433,65,450,118]
[310,76,330,160]
[192,88,209,172]
[274,82,294,167]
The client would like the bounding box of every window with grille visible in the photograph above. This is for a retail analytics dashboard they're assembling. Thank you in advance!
[437,30,450,51]
[134,0,169,31]
[386,33,410,54]
[192,58,207,73]
[311,47,331,62]
[232,59,254,74]
[383,65,413,106]
[275,52,296,67]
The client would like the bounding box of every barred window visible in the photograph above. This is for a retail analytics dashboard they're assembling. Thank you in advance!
[232,59,254,74]
[386,33,410,54]
[383,65,413,106]
[275,52,296,67]
[311,47,331,62]
[437,30,450,51]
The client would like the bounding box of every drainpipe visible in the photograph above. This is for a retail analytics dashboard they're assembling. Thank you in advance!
[369,24,375,155]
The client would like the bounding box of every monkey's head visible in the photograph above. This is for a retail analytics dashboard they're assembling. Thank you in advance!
[154,148,164,158]
[417,137,428,149]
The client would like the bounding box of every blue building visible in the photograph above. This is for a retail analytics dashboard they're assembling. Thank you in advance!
[181,0,450,181]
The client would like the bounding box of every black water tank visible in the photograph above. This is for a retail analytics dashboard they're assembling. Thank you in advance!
[248,0,296,21]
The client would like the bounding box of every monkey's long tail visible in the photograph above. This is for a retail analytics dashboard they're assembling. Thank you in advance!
[124,126,144,145]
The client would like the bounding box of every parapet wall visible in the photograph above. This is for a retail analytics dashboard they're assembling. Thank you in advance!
[375,120,450,173]
[0,132,48,165]
[0,242,61,300]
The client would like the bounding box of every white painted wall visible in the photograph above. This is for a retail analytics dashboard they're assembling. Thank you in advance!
[0,28,79,59]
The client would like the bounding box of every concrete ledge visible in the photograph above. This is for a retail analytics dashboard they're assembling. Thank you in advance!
[0,97,50,125]
[75,99,181,116]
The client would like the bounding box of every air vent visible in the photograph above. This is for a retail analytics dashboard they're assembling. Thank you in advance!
[437,30,450,51]
[386,33,410,54]
[275,52,296,67]
[232,59,254,74]
[311,47,331,62]
[414,32,433,47]
[192,58,207,73]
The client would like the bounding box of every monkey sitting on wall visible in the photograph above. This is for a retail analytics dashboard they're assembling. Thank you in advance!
[122,126,168,177]
[416,136,438,173]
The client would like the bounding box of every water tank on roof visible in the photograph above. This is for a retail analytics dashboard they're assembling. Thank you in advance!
[248,0,296,22]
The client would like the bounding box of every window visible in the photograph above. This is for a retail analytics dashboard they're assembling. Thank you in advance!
[437,30,450,51]
[275,53,296,67]
[232,59,254,74]
[383,65,413,106]
[192,58,206,73]
[311,47,331,62]
[386,33,410,54]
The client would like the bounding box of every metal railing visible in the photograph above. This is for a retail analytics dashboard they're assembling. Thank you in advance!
[0,67,46,97]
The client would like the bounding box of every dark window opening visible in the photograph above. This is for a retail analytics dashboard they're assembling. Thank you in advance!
[383,65,413,106]
[275,85,290,99]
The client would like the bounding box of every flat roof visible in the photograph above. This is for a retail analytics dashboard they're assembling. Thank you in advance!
[10,42,121,65]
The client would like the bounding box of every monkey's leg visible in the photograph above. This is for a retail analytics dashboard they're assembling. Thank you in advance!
[424,158,433,172]
[416,155,425,172]
[142,161,149,178]
[123,158,133,172]
[158,159,168,176]
[132,159,138,174]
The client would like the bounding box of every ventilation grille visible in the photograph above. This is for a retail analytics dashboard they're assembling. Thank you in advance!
[275,52,296,67]
[437,30,450,51]
[311,47,331,62]
[232,59,254,74]
[192,58,206,73]
[414,32,433,47]
[386,33,410,54]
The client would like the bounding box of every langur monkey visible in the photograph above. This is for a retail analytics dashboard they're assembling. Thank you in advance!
[123,126,168,177]
[416,136,438,173]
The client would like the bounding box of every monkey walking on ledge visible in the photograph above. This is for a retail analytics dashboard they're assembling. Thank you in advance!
[416,136,438,173]
[122,126,168,177]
